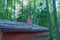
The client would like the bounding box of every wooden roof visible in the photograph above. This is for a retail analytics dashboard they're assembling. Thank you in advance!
[0,19,49,32]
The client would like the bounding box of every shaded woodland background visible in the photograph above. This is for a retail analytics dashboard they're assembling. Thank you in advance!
[0,0,60,39]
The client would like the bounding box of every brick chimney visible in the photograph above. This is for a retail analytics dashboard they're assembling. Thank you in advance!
[27,16,32,24]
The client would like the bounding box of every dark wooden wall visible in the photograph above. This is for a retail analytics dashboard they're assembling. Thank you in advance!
[3,32,48,40]
[0,29,3,40]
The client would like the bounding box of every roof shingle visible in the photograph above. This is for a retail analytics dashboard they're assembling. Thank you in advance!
[0,19,49,32]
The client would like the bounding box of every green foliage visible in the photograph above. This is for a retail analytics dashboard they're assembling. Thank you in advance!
[1,0,60,39]
[16,0,48,27]
[0,0,48,26]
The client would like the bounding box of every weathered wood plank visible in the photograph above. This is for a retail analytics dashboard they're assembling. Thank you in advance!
[3,32,48,40]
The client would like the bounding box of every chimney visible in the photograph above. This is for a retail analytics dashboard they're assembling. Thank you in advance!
[27,16,32,24]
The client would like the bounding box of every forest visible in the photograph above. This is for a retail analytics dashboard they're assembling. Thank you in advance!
[0,0,60,40]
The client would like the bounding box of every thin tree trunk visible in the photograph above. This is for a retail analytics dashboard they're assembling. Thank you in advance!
[46,0,53,40]
[52,0,60,40]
